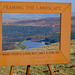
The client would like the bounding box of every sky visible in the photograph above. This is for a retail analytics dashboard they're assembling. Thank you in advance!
[0,0,75,13]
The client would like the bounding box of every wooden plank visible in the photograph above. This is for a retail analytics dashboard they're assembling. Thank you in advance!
[26,65,30,75]
[10,66,14,75]
[47,64,54,75]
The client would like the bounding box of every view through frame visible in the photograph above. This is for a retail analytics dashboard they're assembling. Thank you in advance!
[2,13,60,51]
[0,2,71,66]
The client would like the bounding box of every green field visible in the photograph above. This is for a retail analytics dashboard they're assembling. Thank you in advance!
[0,40,75,75]
[17,42,28,50]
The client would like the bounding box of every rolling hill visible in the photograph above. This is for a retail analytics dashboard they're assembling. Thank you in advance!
[2,16,75,32]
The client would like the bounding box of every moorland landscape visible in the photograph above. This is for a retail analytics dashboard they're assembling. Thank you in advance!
[2,13,61,51]
[1,13,75,75]
[2,13,75,51]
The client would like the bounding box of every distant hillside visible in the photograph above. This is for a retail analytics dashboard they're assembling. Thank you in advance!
[2,16,75,32]
[3,17,60,27]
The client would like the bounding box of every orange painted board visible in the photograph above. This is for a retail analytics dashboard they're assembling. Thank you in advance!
[0,2,71,66]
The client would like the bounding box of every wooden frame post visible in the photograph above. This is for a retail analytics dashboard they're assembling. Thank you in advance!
[26,65,54,75]
[10,66,14,75]
[26,65,30,75]
[47,64,54,75]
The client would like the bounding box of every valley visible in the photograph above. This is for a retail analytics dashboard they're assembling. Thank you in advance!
[2,16,75,51]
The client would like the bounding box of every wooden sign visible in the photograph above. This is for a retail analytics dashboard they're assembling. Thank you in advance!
[0,2,71,66]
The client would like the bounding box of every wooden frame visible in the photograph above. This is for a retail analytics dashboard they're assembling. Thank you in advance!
[0,2,71,66]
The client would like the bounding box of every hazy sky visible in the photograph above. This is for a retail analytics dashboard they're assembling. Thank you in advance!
[0,0,75,12]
